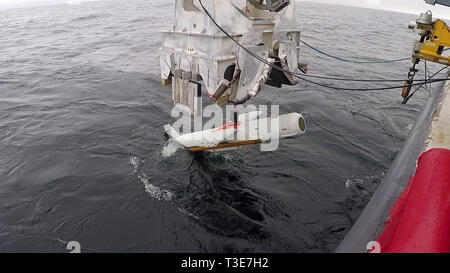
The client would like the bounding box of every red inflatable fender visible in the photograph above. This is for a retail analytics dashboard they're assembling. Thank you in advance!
[377,148,450,253]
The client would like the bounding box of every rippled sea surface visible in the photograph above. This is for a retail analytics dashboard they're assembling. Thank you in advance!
[0,0,441,252]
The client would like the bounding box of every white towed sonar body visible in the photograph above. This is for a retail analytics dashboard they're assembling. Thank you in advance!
[164,112,306,153]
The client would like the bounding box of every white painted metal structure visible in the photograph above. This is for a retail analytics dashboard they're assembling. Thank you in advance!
[426,80,450,150]
[160,0,304,114]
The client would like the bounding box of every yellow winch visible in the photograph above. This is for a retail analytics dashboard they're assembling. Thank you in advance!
[402,11,450,103]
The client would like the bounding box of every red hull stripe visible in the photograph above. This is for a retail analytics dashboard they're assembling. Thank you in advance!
[377,148,450,253]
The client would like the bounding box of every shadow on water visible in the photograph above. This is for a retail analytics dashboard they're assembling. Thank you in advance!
[131,150,290,241]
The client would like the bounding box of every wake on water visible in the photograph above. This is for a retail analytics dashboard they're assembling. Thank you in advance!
[129,156,174,201]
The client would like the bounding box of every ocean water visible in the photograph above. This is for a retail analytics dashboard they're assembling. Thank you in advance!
[0,0,441,253]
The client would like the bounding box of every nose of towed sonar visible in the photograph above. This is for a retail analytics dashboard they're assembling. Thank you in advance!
[298,114,307,133]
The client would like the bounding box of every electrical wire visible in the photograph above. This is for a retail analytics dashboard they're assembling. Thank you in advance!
[405,65,449,102]
[301,40,450,65]
[295,73,450,82]
[295,73,447,91]
[300,40,411,64]
[198,0,450,92]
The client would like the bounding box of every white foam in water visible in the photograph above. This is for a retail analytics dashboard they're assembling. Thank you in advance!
[129,156,139,169]
[178,207,199,220]
[139,176,174,201]
[130,157,197,218]
[161,141,180,158]
[345,178,352,189]
[130,156,200,220]
[129,156,174,201]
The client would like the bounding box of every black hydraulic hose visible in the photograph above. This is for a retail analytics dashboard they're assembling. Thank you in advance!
[405,66,449,103]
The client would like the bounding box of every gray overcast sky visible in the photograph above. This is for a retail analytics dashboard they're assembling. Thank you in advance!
[1,0,450,19]
[298,0,450,19]
[0,0,99,9]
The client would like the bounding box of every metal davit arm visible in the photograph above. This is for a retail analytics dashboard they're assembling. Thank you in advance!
[247,0,290,12]
[402,10,450,103]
